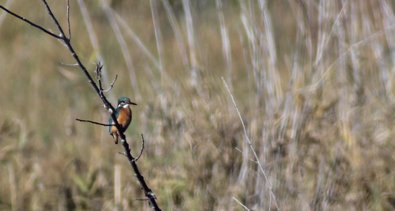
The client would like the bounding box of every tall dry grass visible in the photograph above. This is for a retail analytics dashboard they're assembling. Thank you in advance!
[1,0,395,210]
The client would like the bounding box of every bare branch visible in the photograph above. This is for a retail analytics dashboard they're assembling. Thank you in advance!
[95,62,103,74]
[0,5,61,39]
[76,118,113,127]
[1,2,161,210]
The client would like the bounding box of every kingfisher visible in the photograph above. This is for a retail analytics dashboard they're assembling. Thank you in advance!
[109,97,137,144]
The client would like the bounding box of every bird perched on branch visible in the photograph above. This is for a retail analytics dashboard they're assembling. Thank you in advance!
[109,97,137,144]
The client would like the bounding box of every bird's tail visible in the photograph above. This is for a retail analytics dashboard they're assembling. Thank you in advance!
[111,133,119,144]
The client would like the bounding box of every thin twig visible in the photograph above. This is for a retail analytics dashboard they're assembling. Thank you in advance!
[66,0,71,40]
[95,62,103,77]
[76,118,113,127]
[118,134,144,162]
[103,74,118,93]
[0,5,61,39]
[95,62,104,90]
[95,63,117,94]
[134,134,145,162]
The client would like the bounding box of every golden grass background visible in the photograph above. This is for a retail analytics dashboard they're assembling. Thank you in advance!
[1,0,395,210]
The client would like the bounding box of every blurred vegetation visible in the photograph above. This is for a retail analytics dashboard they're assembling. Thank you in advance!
[1,0,395,210]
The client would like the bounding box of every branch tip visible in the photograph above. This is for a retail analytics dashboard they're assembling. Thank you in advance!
[75,118,113,127]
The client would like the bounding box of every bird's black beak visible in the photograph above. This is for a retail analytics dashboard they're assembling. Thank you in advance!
[129,101,137,106]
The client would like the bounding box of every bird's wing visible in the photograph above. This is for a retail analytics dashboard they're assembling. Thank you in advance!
[108,108,119,133]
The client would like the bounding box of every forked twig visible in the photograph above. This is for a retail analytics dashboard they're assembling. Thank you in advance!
[40,0,66,39]
[95,63,117,93]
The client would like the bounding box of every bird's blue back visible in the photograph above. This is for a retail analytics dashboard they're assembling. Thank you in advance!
[108,107,120,133]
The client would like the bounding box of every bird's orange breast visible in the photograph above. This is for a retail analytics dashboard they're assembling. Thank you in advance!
[118,107,131,127]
